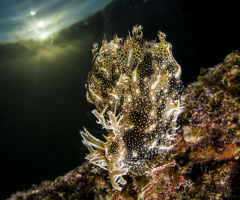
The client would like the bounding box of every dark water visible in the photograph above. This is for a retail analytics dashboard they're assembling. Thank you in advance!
[0,0,239,199]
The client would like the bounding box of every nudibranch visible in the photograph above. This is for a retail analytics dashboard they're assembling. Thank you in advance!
[80,25,184,191]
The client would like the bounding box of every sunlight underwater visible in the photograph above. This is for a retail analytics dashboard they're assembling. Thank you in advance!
[0,0,113,43]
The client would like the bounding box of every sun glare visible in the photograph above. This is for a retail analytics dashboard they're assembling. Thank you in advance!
[40,32,47,39]
[30,10,37,16]
[0,0,114,43]
[37,21,45,28]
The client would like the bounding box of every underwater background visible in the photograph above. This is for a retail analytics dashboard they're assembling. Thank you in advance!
[0,0,239,199]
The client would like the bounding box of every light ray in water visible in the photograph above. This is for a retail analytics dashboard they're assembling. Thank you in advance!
[0,0,113,43]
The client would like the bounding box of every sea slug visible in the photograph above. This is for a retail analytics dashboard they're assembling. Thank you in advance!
[80,25,184,191]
